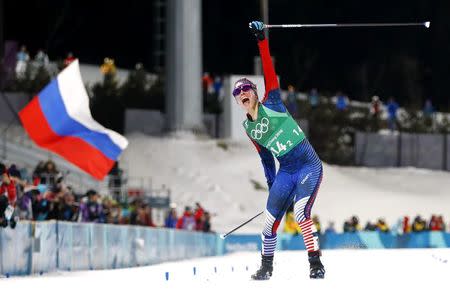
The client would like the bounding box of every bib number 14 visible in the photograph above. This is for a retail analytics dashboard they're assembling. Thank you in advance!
[270,141,290,156]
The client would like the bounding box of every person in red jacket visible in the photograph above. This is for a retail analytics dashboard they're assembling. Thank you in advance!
[0,163,17,228]
[176,206,196,230]
[194,202,204,230]
[429,215,445,231]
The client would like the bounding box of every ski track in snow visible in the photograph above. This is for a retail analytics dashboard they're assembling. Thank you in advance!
[1,249,449,296]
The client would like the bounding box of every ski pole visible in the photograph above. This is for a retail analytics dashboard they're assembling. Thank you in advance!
[220,211,264,239]
[264,21,430,29]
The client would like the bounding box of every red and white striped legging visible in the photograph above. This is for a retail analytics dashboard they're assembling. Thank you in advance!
[298,218,320,252]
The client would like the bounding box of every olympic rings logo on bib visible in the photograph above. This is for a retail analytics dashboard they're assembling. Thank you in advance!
[250,117,269,140]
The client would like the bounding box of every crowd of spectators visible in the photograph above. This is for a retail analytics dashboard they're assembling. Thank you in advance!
[282,84,438,133]
[13,45,74,79]
[166,202,211,232]
[284,212,448,235]
[0,160,213,233]
[335,215,446,234]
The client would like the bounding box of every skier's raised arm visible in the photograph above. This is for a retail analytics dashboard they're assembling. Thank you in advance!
[249,21,284,111]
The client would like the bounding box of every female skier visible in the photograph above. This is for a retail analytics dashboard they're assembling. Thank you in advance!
[233,21,325,280]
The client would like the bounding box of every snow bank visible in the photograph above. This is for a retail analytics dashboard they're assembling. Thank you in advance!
[121,133,450,233]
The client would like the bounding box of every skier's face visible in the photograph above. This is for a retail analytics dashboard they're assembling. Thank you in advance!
[234,83,258,111]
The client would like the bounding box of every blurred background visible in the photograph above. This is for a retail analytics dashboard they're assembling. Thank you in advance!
[0,0,449,278]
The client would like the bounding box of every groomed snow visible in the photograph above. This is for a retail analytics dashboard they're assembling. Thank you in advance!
[1,249,449,296]
[121,133,450,233]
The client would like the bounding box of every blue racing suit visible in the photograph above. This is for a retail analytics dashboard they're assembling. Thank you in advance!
[247,38,323,256]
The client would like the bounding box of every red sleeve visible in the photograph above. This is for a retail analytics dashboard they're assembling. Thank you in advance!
[258,39,279,100]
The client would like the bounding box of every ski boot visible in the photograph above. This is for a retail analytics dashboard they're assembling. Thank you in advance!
[308,251,325,279]
[251,255,273,280]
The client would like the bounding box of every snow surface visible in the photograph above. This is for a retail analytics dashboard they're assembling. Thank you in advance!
[121,133,450,233]
[1,249,449,296]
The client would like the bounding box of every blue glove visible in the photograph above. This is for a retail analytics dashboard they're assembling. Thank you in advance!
[249,21,265,41]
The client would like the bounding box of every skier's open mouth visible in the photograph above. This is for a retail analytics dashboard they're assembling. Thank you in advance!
[242,98,250,104]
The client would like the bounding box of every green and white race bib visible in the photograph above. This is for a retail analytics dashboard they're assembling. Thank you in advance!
[243,104,305,157]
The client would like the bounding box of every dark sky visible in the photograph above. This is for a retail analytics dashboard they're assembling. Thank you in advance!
[4,0,450,108]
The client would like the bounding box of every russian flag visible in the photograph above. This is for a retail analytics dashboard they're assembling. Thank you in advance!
[19,60,128,180]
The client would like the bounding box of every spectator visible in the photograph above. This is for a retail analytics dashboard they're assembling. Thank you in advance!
[39,160,60,187]
[343,216,361,232]
[136,202,156,227]
[370,95,382,131]
[402,216,411,233]
[63,52,76,67]
[309,88,319,109]
[119,205,131,225]
[34,49,50,69]
[376,218,390,233]
[202,72,214,97]
[108,200,122,224]
[58,192,77,221]
[32,190,50,221]
[100,57,117,77]
[165,206,178,228]
[429,215,444,231]
[0,163,17,228]
[387,97,399,131]
[202,211,212,232]
[213,76,224,101]
[32,161,45,185]
[83,190,104,223]
[46,190,64,220]
[15,45,30,78]
[8,164,22,179]
[285,85,298,118]
[423,99,435,127]
[194,202,204,229]
[364,221,377,231]
[16,187,37,220]
[176,206,196,231]
[335,91,349,111]
[412,215,427,232]
[343,219,352,232]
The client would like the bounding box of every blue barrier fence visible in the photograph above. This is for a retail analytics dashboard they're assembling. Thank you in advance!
[1,221,449,276]
[0,221,220,276]
[223,232,450,253]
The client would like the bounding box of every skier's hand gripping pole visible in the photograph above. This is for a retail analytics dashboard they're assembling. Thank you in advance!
[249,21,265,40]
